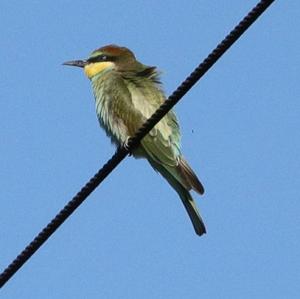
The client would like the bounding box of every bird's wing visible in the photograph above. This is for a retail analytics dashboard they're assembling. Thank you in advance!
[126,80,181,167]
[114,74,203,194]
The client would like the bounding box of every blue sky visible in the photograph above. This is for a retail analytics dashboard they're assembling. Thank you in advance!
[1,1,299,298]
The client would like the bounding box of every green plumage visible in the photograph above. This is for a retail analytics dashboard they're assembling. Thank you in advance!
[65,45,206,236]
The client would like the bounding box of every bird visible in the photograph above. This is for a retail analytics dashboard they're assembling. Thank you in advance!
[63,44,206,236]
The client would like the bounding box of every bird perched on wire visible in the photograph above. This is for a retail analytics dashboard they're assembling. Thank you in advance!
[63,44,206,236]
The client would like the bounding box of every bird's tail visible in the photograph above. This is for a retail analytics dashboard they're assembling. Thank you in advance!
[147,157,206,236]
[170,178,206,236]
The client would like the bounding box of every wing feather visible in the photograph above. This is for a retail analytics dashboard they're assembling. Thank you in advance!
[125,78,181,167]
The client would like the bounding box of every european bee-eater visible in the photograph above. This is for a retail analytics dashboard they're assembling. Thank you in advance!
[63,45,206,236]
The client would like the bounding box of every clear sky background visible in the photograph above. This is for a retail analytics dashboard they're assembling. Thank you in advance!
[1,1,299,298]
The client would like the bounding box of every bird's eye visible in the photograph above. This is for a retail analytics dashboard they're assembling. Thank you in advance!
[87,55,110,64]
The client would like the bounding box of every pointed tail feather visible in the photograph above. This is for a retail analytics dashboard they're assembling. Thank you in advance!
[147,157,206,236]
[177,187,206,236]
[167,177,206,236]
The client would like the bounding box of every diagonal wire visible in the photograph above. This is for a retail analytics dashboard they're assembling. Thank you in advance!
[0,0,275,288]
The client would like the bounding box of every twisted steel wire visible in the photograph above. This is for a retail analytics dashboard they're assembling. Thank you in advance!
[0,0,275,288]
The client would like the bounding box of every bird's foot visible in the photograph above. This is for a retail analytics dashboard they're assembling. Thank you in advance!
[123,137,132,156]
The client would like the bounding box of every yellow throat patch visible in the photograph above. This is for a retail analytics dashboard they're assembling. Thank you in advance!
[84,61,114,78]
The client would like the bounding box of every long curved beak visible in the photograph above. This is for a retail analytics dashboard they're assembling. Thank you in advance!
[62,60,87,68]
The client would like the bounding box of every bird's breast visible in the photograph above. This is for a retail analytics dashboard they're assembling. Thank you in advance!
[92,76,129,145]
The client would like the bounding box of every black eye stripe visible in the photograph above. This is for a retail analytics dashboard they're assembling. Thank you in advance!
[87,54,115,63]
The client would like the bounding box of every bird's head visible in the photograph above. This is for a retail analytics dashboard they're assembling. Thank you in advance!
[63,44,138,79]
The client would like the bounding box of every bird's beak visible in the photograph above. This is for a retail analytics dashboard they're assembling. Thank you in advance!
[62,59,88,68]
